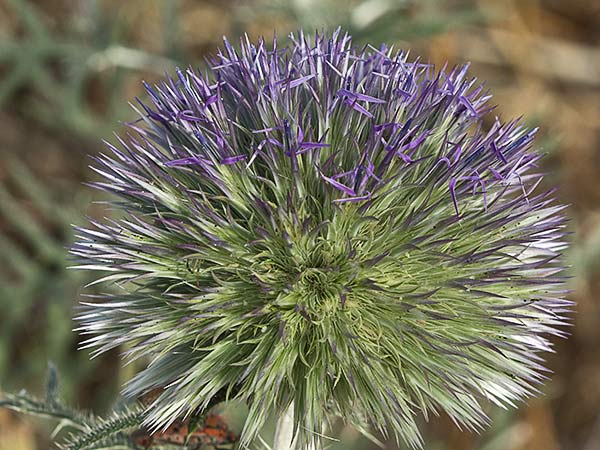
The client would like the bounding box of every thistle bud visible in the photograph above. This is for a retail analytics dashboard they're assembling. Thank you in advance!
[72,29,570,449]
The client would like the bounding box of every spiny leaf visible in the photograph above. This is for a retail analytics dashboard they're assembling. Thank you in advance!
[60,406,145,450]
[0,390,90,431]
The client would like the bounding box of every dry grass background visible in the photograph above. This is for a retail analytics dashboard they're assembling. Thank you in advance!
[0,1,599,449]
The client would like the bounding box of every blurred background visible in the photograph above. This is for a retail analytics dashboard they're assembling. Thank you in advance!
[0,0,599,449]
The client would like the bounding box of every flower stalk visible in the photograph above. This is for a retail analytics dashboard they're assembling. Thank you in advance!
[274,404,296,450]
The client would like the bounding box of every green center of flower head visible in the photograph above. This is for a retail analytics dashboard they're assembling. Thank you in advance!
[298,267,336,299]
[290,249,348,316]
[255,231,352,319]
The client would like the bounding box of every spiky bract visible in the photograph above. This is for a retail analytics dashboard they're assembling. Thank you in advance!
[72,29,570,449]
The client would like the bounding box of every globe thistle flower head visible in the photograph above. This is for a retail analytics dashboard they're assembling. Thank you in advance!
[73,29,570,449]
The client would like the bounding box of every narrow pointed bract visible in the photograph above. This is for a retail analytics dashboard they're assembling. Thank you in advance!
[73,29,570,450]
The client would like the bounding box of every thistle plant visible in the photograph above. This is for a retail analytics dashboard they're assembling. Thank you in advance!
[72,29,570,449]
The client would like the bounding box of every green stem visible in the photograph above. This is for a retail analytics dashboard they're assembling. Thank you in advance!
[273,404,296,450]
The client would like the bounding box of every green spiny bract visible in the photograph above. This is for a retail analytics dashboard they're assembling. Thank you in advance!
[72,29,570,449]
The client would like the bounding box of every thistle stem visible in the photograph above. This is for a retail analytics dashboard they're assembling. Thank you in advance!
[274,404,296,450]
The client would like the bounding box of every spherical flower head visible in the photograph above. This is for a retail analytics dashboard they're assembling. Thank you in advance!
[72,29,570,449]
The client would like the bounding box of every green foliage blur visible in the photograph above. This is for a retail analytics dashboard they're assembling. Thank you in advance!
[0,1,598,449]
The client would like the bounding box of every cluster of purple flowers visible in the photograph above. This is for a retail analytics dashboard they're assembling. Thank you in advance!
[73,29,569,449]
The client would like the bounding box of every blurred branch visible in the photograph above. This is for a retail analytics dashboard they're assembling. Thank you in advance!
[0,0,179,138]
[86,46,176,74]
[459,28,600,86]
